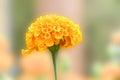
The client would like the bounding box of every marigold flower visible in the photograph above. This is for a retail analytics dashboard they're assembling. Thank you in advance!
[22,14,82,55]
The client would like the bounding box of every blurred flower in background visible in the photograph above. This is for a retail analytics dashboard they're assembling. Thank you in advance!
[19,50,54,80]
[100,63,120,80]
[108,30,120,63]
[0,34,14,80]
[99,30,120,80]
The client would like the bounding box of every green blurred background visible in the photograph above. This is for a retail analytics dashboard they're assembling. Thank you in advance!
[11,0,35,55]
[11,0,120,75]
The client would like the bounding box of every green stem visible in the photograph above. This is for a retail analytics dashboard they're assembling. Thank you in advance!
[52,51,58,80]
[48,45,59,80]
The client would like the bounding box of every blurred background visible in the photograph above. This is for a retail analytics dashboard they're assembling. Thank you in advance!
[0,0,120,80]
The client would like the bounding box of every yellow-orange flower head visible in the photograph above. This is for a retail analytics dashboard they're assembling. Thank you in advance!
[22,14,82,55]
